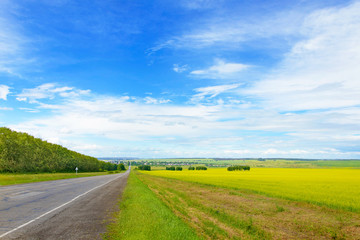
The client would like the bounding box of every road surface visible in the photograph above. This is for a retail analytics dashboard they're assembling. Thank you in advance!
[0,169,130,239]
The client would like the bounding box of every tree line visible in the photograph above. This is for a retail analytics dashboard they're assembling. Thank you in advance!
[166,166,182,171]
[137,165,151,171]
[0,127,119,173]
[188,166,207,170]
[227,165,250,171]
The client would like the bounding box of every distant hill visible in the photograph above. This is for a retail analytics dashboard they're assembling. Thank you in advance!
[0,127,117,173]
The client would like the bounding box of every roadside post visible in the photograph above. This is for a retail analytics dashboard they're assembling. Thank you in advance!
[75,167,78,175]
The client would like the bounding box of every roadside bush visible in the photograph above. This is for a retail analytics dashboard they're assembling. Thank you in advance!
[227,165,251,171]
[188,166,195,170]
[176,167,182,171]
[117,163,126,171]
[138,165,151,171]
[166,166,176,171]
[196,166,207,170]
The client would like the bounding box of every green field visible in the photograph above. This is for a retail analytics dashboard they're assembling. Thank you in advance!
[0,171,120,186]
[144,168,360,213]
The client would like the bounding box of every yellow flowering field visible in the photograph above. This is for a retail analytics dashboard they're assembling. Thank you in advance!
[143,168,360,212]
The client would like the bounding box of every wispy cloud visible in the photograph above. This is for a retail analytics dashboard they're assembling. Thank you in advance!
[0,107,13,111]
[173,64,188,73]
[150,9,305,52]
[0,1,34,77]
[190,59,249,79]
[19,107,40,113]
[16,83,90,103]
[246,1,360,111]
[179,0,222,10]
[191,83,240,102]
[0,85,10,100]
[144,96,171,104]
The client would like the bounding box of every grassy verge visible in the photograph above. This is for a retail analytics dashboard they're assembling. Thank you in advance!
[103,171,200,240]
[0,171,121,186]
[138,172,360,240]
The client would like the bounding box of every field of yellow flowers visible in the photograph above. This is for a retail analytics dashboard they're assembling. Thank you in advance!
[144,168,360,212]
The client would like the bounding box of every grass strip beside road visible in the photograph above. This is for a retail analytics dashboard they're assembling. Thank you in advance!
[0,171,118,186]
[103,171,199,240]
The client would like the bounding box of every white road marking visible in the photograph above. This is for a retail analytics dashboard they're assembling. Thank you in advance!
[0,172,128,239]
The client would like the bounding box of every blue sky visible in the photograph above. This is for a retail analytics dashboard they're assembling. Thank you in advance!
[1,0,360,158]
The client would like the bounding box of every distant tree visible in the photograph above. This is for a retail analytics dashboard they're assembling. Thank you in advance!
[196,166,207,170]
[227,165,250,171]
[138,165,151,171]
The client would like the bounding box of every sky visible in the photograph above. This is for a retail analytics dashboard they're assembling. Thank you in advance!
[0,0,360,159]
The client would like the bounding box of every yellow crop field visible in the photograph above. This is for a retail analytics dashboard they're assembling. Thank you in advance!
[144,168,360,212]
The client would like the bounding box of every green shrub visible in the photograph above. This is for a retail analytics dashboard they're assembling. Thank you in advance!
[176,166,183,171]
[227,165,250,171]
[188,166,195,170]
[117,163,126,171]
[196,166,207,170]
[138,165,151,171]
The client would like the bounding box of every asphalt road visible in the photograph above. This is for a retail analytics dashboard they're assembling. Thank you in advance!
[0,169,130,239]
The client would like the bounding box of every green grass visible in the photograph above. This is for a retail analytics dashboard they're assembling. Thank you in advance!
[103,171,200,240]
[0,171,118,186]
[144,168,360,213]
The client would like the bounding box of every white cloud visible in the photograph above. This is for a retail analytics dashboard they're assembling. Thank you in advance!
[191,83,240,102]
[263,148,281,155]
[179,0,221,10]
[0,106,12,111]
[150,9,305,52]
[0,85,10,100]
[17,83,90,103]
[224,149,251,155]
[144,96,171,104]
[8,82,360,158]
[246,2,360,111]
[16,97,27,102]
[191,59,249,79]
[173,64,188,73]
[19,108,40,113]
[11,91,223,142]
[0,1,34,77]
